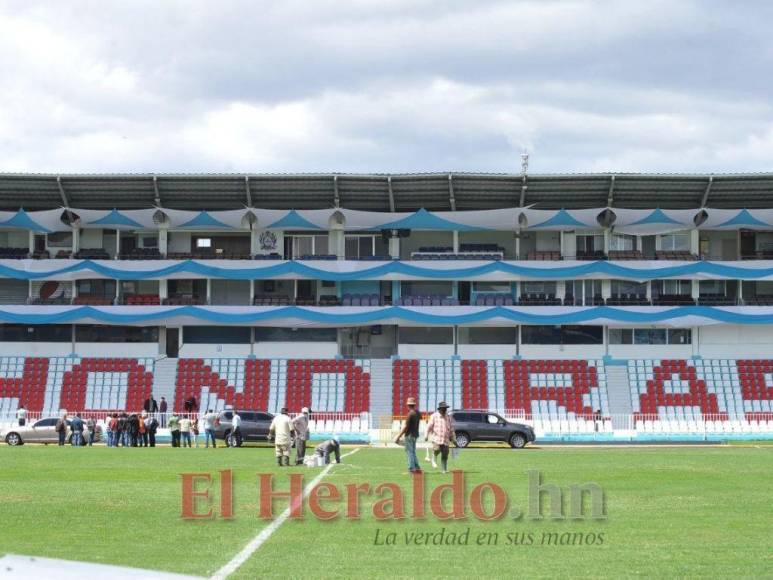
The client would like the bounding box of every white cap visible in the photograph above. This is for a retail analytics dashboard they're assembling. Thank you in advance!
[301,407,310,414]
[332,436,340,444]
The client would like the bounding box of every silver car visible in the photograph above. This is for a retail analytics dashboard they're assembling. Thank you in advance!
[1,417,102,446]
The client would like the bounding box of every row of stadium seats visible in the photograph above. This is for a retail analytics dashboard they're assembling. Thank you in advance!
[391,359,610,421]
[1,356,771,427]
[0,356,154,415]
[175,358,370,414]
[628,358,773,419]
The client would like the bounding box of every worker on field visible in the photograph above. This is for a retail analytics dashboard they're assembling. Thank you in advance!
[16,404,27,427]
[426,401,456,474]
[315,436,341,465]
[230,410,243,447]
[394,397,422,474]
[268,407,294,467]
[292,407,311,464]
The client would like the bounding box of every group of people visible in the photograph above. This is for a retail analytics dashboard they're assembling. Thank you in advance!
[396,398,456,474]
[268,407,341,467]
[167,410,214,448]
[104,412,159,447]
[55,412,97,446]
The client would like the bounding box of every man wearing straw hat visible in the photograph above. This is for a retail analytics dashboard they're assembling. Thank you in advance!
[426,401,456,474]
[395,397,422,474]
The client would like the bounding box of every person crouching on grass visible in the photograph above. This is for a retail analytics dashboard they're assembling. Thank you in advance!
[394,397,422,474]
[425,401,456,474]
[268,407,294,467]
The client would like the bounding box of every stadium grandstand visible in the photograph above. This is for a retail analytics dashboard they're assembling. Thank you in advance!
[1,171,773,442]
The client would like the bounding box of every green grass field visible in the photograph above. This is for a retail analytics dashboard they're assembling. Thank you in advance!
[1,444,771,578]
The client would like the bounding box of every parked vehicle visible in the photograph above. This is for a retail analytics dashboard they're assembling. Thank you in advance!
[213,410,274,447]
[449,410,535,448]
[1,417,102,446]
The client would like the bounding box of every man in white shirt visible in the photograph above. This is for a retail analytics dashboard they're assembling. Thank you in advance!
[16,405,27,427]
[203,410,218,448]
[292,407,311,465]
[268,408,294,467]
[230,411,243,447]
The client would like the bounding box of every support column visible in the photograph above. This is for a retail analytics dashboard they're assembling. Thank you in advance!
[159,280,168,301]
[27,280,33,303]
[72,228,80,254]
[115,229,120,259]
[250,228,259,256]
[646,280,653,303]
[692,327,699,357]
[71,324,76,356]
[28,231,34,255]
[206,278,212,305]
[250,279,255,304]
[158,327,166,356]
[389,236,400,259]
[515,235,520,260]
[115,279,120,305]
[391,280,400,302]
[603,230,610,254]
[159,229,168,257]
[691,280,700,302]
[738,280,744,305]
[690,229,700,257]
[601,279,612,301]
[556,280,566,302]
[452,231,459,253]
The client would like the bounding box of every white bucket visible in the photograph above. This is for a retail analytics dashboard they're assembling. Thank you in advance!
[316,455,325,467]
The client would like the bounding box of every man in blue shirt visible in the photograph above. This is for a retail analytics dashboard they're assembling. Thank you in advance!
[70,413,85,446]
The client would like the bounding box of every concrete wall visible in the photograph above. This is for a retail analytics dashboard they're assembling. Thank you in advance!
[398,344,455,358]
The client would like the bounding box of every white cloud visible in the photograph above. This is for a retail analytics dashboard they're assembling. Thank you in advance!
[0,0,771,174]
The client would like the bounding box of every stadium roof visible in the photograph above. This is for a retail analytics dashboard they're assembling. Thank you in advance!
[1,172,773,212]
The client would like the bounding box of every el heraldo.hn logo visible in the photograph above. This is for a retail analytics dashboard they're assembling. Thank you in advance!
[180,469,606,522]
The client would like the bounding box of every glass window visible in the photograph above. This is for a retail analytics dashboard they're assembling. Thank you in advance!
[76,325,158,343]
[0,325,72,342]
[196,238,212,249]
[609,328,633,344]
[458,327,517,344]
[611,280,647,296]
[521,325,602,345]
[610,234,635,251]
[47,232,73,247]
[633,329,666,345]
[660,233,690,251]
[254,327,336,342]
[398,327,453,344]
[344,237,359,259]
[576,234,603,253]
[521,281,557,295]
[699,280,726,295]
[472,281,511,293]
[659,280,691,295]
[374,236,388,257]
[668,329,692,344]
[313,235,329,255]
[401,281,453,297]
[358,237,373,258]
[293,236,313,257]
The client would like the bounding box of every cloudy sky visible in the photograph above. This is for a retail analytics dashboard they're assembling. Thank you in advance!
[0,0,771,174]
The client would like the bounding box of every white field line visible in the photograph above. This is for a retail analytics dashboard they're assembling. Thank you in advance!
[210,448,360,580]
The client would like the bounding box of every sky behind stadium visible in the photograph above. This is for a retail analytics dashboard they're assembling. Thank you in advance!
[1,0,772,175]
